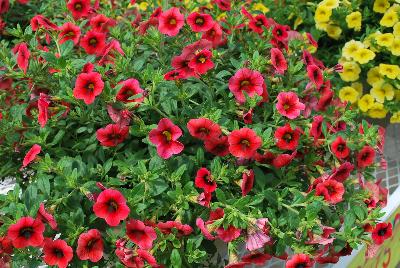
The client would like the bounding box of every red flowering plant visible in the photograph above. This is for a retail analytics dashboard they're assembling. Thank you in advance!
[0,0,392,267]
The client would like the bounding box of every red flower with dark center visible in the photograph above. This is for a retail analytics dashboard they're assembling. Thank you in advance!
[67,0,90,20]
[272,24,289,41]
[80,30,106,55]
[315,179,345,204]
[187,118,221,141]
[307,64,324,89]
[276,92,305,119]
[149,118,184,159]
[76,229,103,262]
[195,167,217,193]
[371,222,392,245]
[271,48,287,75]
[357,146,375,168]
[330,162,354,182]
[0,236,13,254]
[331,136,350,159]
[214,0,231,11]
[228,68,264,104]
[187,12,214,32]
[93,189,130,226]
[89,14,116,33]
[228,128,262,159]
[242,252,272,266]
[188,49,214,74]
[204,136,230,156]
[116,78,145,104]
[126,219,157,250]
[274,123,301,150]
[30,15,58,31]
[309,115,324,141]
[202,22,223,47]
[302,50,315,66]
[37,203,57,230]
[316,87,334,111]
[158,7,185,36]
[59,22,81,45]
[73,71,104,104]
[286,254,314,268]
[7,217,45,248]
[43,239,73,268]
[164,69,185,80]
[171,53,196,78]
[306,32,318,48]
[241,169,254,196]
[12,42,30,74]
[249,14,270,34]
[0,0,9,14]
[255,150,275,164]
[22,144,41,168]
[157,221,193,236]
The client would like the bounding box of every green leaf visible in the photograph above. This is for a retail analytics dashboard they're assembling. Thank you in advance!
[216,70,231,79]
[37,175,51,196]
[170,249,182,268]
[353,206,365,221]
[171,164,187,181]
[61,40,74,56]
[215,188,226,203]
[344,211,356,233]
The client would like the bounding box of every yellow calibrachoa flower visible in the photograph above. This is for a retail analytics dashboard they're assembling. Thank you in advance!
[339,86,359,103]
[326,25,342,39]
[371,83,395,103]
[316,21,329,31]
[368,103,388,118]
[346,11,362,31]
[380,9,399,27]
[396,90,400,101]
[367,67,384,86]
[379,63,400,79]
[253,3,269,13]
[358,94,375,112]
[339,61,361,82]
[375,33,394,47]
[392,38,400,56]
[390,112,400,123]
[342,40,364,59]
[138,1,149,11]
[351,82,363,95]
[320,0,339,9]
[353,48,375,64]
[315,5,332,23]
[363,32,380,52]
[394,22,400,37]
[373,0,390,13]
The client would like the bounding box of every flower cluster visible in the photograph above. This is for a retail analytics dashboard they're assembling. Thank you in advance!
[0,0,393,267]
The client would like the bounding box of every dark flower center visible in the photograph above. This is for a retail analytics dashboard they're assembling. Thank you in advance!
[378,228,387,236]
[203,174,213,185]
[283,132,293,142]
[86,238,98,249]
[66,31,75,37]
[107,200,118,212]
[86,82,95,91]
[256,20,263,26]
[209,30,215,36]
[199,127,209,134]
[283,103,290,110]
[240,80,250,87]
[361,152,370,161]
[53,248,64,258]
[162,130,172,141]
[276,29,282,36]
[337,143,345,152]
[198,56,206,63]
[75,3,82,10]
[196,17,205,25]
[108,133,121,140]
[169,18,177,25]
[19,227,33,239]
[296,263,306,268]
[326,185,335,195]
[89,38,98,46]
[241,139,250,147]
[313,69,320,79]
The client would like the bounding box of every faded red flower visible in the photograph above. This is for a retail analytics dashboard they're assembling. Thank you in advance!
[228,128,262,159]
[37,203,57,230]
[202,22,224,47]
[89,14,116,33]
[242,252,272,266]
[96,124,129,147]
[157,221,193,236]
[93,189,130,226]
[204,136,230,156]
[330,162,354,182]
[149,118,184,159]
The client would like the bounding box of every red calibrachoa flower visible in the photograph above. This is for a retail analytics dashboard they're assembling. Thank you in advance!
[330,162,354,182]
[187,118,221,140]
[228,68,264,104]
[12,42,30,74]
[73,71,104,104]
[316,179,345,204]
[307,64,324,90]
[22,144,41,168]
[271,48,287,75]
[242,252,272,266]
[126,219,157,250]
[80,30,106,55]
[76,229,104,262]
[215,0,231,11]
[59,22,81,45]
[188,49,214,74]
[371,222,392,245]
[157,221,193,236]
[331,136,350,159]
[286,254,314,268]
[187,12,214,32]
[202,22,223,47]
[357,146,375,168]
[37,203,57,230]
[274,124,301,151]
[158,7,185,37]
[241,169,254,196]
[116,78,145,104]
[93,189,130,226]
[204,136,230,156]
[0,0,9,14]
[7,217,45,248]
[149,118,184,159]
[0,236,13,254]
[228,128,262,159]
[272,24,289,41]
[38,93,50,128]
[276,92,305,119]
[89,14,116,33]
[67,0,90,20]
[195,167,217,193]
[43,239,73,268]
[216,225,241,242]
